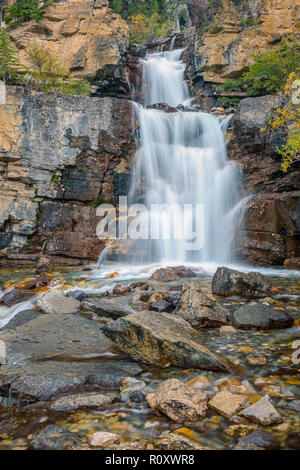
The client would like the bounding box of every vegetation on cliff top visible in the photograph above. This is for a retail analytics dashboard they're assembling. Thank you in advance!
[0,31,90,96]
[4,0,55,25]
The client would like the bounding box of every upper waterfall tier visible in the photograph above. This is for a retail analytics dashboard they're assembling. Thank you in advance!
[141,49,190,107]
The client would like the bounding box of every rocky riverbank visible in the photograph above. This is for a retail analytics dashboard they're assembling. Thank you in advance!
[0,264,299,450]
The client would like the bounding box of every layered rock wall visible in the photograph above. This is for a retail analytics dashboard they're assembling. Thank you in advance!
[0,87,134,265]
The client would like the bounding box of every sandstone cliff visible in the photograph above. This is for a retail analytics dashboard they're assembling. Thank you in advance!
[191,0,299,84]
[7,0,129,95]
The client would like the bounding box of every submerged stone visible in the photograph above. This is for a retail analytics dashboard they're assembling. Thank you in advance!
[30,425,81,450]
[50,392,115,412]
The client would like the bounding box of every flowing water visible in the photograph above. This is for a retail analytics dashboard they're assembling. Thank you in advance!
[113,49,244,267]
[0,49,299,450]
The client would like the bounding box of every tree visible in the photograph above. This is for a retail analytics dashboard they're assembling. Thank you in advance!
[0,29,22,83]
[5,0,55,26]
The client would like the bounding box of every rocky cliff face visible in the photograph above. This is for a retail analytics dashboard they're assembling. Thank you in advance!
[0,87,135,266]
[8,0,130,96]
[231,96,300,268]
[191,0,299,85]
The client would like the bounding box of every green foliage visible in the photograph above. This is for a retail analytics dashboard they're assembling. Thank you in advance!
[0,29,22,83]
[129,13,173,44]
[109,0,187,27]
[220,78,244,91]
[25,44,91,96]
[240,17,259,28]
[217,96,241,108]
[243,36,300,96]
[5,0,55,26]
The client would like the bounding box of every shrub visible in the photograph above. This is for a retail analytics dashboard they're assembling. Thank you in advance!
[25,44,91,96]
[243,36,300,96]
[129,13,173,44]
[0,29,22,83]
[267,73,300,172]
[5,0,55,26]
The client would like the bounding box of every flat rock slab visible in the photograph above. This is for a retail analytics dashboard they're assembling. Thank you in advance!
[50,392,115,412]
[82,295,135,319]
[0,313,113,364]
[101,311,232,372]
[239,395,282,425]
[208,390,251,419]
[38,290,80,315]
[212,267,271,299]
[30,425,81,450]
[232,303,293,330]
[0,309,42,331]
[175,281,231,328]
[0,360,142,401]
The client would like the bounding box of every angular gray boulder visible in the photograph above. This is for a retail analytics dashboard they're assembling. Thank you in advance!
[82,295,135,319]
[232,303,293,330]
[175,281,231,328]
[37,289,80,315]
[212,267,271,299]
[101,311,232,372]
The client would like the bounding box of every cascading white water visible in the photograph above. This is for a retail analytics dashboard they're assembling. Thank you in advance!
[141,49,190,107]
[128,49,244,265]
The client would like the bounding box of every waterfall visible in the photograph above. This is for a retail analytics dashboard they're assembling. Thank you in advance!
[127,49,244,266]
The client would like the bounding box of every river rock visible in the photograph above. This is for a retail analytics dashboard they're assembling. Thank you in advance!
[50,392,115,412]
[0,309,42,331]
[37,290,80,315]
[239,395,282,425]
[66,290,88,301]
[278,400,300,412]
[234,430,280,451]
[0,360,142,402]
[146,379,208,423]
[89,432,119,448]
[208,391,251,419]
[0,288,35,307]
[35,256,54,274]
[82,295,135,319]
[175,281,231,328]
[112,284,130,295]
[212,267,271,299]
[154,432,214,450]
[232,303,293,330]
[149,266,196,282]
[0,313,112,364]
[120,377,151,403]
[101,311,232,372]
[30,425,81,450]
[150,300,173,313]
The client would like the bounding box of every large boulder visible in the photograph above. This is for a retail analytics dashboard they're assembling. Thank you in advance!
[212,267,271,299]
[175,281,231,328]
[232,303,293,330]
[146,379,208,423]
[233,96,282,151]
[101,311,232,372]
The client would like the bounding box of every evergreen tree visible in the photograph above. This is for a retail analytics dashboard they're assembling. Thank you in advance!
[0,29,21,83]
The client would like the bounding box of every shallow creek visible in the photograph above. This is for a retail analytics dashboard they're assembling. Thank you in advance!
[0,265,299,450]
